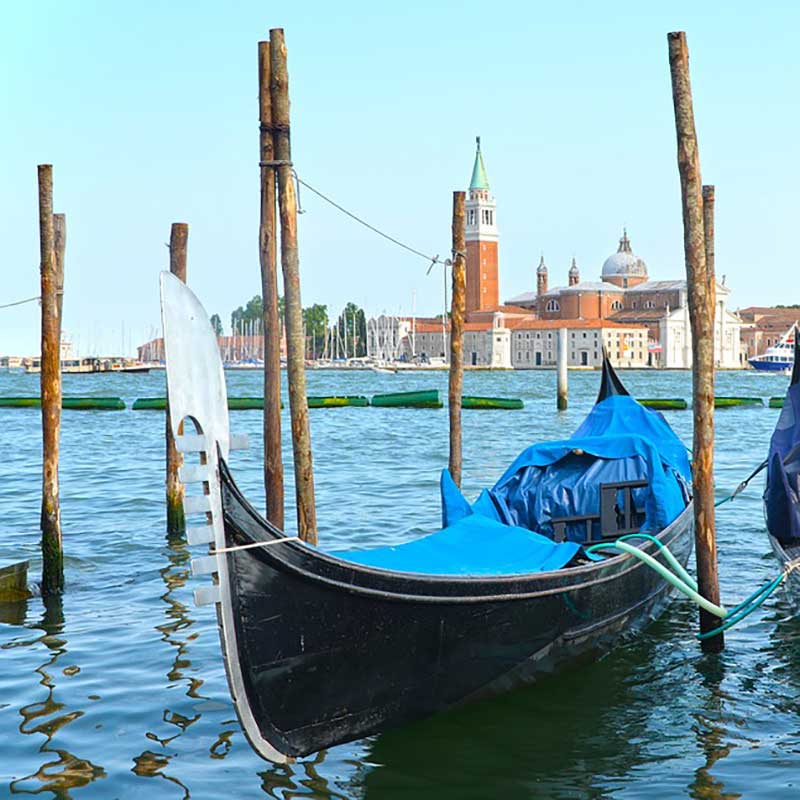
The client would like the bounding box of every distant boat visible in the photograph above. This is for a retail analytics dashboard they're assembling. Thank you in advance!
[160,272,695,763]
[749,324,798,373]
[24,357,149,374]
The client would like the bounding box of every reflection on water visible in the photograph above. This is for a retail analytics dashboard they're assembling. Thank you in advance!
[132,532,200,798]
[259,751,352,800]
[689,657,740,800]
[10,595,107,796]
[2,367,800,797]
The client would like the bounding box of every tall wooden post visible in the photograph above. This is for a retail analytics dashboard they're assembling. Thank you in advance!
[448,191,466,486]
[166,222,188,536]
[38,164,63,595]
[668,31,723,651]
[259,40,285,529]
[269,28,317,544]
[557,328,568,410]
[53,214,66,326]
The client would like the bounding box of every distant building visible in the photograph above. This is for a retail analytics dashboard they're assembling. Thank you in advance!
[507,231,743,369]
[738,307,800,360]
[410,316,649,369]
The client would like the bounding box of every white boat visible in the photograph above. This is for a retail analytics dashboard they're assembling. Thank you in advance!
[749,323,798,374]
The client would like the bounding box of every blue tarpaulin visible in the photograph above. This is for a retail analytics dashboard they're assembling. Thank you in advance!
[765,382,800,543]
[332,394,689,575]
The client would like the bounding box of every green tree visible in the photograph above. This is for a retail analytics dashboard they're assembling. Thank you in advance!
[302,303,328,359]
[335,302,366,358]
[210,313,224,336]
[230,295,264,332]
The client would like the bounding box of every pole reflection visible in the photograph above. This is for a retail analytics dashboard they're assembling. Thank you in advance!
[131,531,200,797]
[687,655,741,800]
[10,594,107,797]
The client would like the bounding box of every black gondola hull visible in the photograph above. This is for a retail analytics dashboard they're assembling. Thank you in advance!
[219,463,694,759]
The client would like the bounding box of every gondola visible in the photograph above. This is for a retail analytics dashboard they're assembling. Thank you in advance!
[159,272,694,763]
[764,330,800,597]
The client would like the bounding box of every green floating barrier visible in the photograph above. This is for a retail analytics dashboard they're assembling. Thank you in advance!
[638,398,688,411]
[132,397,167,410]
[371,389,442,408]
[714,396,764,409]
[228,397,266,410]
[769,397,784,409]
[0,396,125,410]
[461,395,524,410]
[307,396,369,408]
[133,396,362,410]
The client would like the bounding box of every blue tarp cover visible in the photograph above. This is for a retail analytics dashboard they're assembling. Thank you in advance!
[332,394,689,575]
[330,514,581,575]
[765,382,800,542]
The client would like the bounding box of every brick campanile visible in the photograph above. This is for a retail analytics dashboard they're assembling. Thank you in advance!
[465,137,499,313]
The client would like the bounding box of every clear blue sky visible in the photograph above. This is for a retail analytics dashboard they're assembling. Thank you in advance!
[2,1,798,356]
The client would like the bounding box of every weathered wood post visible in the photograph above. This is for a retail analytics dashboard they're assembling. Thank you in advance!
[668,31,723,651]
[53,214,66,326]
[259,39,285,529]
[38,164,63,595]
[269,28,317,544]
[448,191,466,486]
[166,222,188,536]
[557,327,568,410]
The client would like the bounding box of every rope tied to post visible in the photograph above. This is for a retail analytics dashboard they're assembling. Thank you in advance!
[0,295,41,310]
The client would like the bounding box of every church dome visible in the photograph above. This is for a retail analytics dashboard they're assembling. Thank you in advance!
[601,230,647,280]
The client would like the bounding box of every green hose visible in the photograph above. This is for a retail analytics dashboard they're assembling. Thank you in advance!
[614,533,698,592]
[586,539,727,618]
[587,535,796,640]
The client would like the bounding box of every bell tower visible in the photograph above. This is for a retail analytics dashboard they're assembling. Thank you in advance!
[465,137,499,314]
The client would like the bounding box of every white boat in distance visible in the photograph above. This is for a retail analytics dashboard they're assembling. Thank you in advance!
[749,323,798,373]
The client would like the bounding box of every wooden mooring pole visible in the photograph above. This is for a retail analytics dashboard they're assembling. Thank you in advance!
[668,31,723,652]
[269,28,317,544]
[259,39,285,529]
[557,327,568,410]
[448,191,466,486]
[38,164,63,595]
[166,222,188,536]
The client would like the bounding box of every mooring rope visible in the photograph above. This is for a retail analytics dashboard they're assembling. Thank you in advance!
[0,295,40,310]
[587,534,799,640]
[291,173,447,272]
[211,535,300,555]
[714,458,769,507]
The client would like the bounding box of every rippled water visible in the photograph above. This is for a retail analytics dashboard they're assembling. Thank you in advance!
[1,367,799,799]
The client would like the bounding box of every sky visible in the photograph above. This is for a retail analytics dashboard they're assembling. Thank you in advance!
[2,1,799,357]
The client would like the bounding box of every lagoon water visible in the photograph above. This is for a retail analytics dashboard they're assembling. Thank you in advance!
[1,367,799,799]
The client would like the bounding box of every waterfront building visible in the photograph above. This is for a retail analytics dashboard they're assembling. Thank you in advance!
[507,231,744,368]
[738,307,800,360]
[409,316,648,369]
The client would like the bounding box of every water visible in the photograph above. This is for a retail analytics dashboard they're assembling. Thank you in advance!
[1,367,799,799]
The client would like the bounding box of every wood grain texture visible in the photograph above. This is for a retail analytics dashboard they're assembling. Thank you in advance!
[448,191,466,486]
[259,39,285,530]
[38,164,63,595]
[166,222,188,536]
[668,31,722,651]
[270,28,317,544]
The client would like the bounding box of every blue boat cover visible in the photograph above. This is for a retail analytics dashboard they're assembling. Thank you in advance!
[765,382,800,543]
[332,393,689,575]
[330,514,581,575]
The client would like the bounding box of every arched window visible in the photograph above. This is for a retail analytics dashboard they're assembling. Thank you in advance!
[644,300,656,309]
[611,300,623,310]
[545,299,560,312]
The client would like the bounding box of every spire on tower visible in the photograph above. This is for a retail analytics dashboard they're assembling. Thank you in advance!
[568,256,580,286]
[536,255,548,295]
[469,135,490,191]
